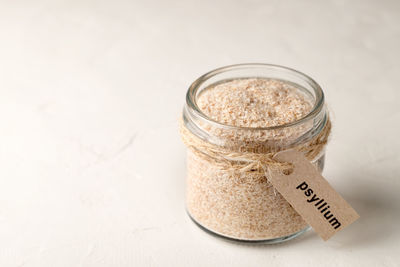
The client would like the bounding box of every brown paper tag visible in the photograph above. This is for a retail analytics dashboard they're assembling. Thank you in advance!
[269,150,359,241]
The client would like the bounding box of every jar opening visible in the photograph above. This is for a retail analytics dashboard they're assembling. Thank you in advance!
[186,63,325,131]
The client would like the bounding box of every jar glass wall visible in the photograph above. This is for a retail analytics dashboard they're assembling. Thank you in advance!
[182,64,328,243]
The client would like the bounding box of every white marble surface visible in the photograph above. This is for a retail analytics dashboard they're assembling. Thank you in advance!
[0,0,399,266]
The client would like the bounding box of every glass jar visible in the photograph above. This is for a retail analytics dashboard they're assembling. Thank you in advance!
[182,64,329,243]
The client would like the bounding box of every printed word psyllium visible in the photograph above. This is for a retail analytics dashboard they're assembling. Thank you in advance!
[296,182,341,229]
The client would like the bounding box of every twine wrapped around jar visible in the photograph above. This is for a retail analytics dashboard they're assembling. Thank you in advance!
[180,118,331,177]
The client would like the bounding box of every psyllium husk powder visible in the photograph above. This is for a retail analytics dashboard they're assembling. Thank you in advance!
[180,64,331,243]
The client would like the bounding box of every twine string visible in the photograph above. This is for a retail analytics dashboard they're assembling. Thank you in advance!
[180,118,332,176]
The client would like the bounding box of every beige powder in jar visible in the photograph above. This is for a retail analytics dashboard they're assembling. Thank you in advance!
[197,78,312,128]
[186,78,315,240]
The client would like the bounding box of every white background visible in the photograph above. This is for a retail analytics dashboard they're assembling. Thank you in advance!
[0,0,399,266]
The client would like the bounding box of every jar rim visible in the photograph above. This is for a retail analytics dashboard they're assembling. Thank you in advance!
[185,63,325,131]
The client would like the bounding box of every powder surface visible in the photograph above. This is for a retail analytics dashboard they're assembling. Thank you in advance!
[197,78,312,128]
[186,78,322,241]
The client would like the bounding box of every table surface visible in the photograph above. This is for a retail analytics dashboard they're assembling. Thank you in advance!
[0,0,399,266]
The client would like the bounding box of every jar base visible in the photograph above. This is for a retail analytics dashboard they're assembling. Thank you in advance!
[187,211,310,244]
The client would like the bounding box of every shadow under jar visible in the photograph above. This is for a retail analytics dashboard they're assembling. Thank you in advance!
[181,64,329,243]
